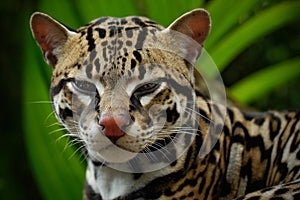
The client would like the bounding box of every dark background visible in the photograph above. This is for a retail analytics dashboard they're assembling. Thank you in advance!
[1,0,299,199]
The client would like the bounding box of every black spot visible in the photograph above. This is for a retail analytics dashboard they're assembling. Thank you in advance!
[187,192,194,197]
[80,30,86,36]
[125,27,134,38]
[96,28,106,38]
[92,160,104,167]
[126,40,132,46]
[138,65,146,80]
[86,64,93,79]
[133,50,142,63]
[94,58,101,72]
[109,28,115,37]
[131,59,137,70]
[120,18,127,25]
[170,160,177,166]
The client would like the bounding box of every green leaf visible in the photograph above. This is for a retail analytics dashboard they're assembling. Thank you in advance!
[229,57,300,104]
[205,0,261,50]
[209,1,300,72]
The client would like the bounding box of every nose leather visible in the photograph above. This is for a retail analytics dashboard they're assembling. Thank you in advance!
[98,115,128,139]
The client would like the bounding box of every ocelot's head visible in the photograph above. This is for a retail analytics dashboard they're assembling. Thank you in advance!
[30,9,210,172]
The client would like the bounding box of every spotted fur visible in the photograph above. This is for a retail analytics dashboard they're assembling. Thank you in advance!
[30,9,300,200]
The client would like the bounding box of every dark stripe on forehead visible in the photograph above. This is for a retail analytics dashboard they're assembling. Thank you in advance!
[135,28,148,49]
[87,27,96,52]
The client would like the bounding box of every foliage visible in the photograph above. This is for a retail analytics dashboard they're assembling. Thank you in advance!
[23,0,300,199]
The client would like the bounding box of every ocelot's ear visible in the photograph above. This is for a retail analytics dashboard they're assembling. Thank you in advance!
[168,8,210,46]
[167,9,211,60]
[30,12,75,67]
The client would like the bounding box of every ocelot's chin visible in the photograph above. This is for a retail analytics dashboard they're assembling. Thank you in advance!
[89,144,138,164]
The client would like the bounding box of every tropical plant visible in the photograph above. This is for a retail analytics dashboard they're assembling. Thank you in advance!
[23,0,300,199]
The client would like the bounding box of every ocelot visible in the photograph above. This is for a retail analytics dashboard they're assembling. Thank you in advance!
[30,8,300,200]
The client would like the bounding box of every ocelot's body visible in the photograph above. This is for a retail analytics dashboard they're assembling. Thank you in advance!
[30,9,300,199]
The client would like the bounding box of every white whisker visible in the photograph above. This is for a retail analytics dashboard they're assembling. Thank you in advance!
[185,107,214,124]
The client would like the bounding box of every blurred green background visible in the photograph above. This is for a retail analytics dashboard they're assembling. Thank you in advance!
[1,0,300,199]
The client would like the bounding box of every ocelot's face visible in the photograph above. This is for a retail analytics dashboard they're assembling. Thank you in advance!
[52,45,199,168]
[30,11,210,171]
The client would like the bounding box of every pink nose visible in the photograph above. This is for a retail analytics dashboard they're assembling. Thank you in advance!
[98,115,129,141]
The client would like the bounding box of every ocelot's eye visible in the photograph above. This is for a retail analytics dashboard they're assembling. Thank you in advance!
[134,82,160,97]
[72,79,97,94]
